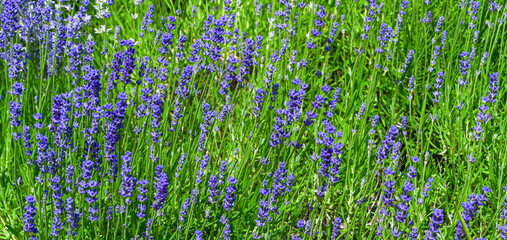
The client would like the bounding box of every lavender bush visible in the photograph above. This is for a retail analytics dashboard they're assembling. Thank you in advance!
[0,0,506,239]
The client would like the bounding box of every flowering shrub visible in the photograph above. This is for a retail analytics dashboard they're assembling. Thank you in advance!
[0,0,506,239]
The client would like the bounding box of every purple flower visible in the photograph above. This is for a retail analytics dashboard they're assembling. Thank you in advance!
[119,151,135,203]
[435,16,444,32]
[150,93,164,144]
[401,50,415,73]
[86,180,99,222]
[9,100,22,129]
[198,100,216,152]
[396,180,415,223]
[8,81,24,96]
[178,198,191,224]
[356,103,366,120]
[428,45,440,72]
[176,65,193,99]
[410,228,418,240]
[383,179,396,207]
[50,215,64,237]
[175,153,186,178]
[376,226,384,237]
[108,52,123,93]
[23,195,38,239]
[459,51,471,76]
[223,223,231,240]
[152,165,168,214]
[500,224,507,239]
[22,125,33,156]
[487,72,499,103]
[137,179,149,218]
[391,226,403,238]
[306,40,316,49]
[425,209,444,240]
[429,113,437,122]
[208,174,220,204]
[407,166,417,179]
[331,216,342,239]
[223,176,237,211]
[105,92,129,181]
[195,230,203,240]
[65,197,81,237]
[421,177,434,199]
[253,88,266,118]
[377,125,399,164]
[455,193,487,239]
[432,72,444,103]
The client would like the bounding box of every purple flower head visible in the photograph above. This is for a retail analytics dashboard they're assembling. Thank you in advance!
[9,82,24,96]
[331,216,342,239]
[422,177,434,198]
[223,176,237,211]
[425,209,444,239]
[23,195,38,238]
[179,198,191,223]
[376,125,399,163]
[356,103,367,120]
[410,228,419,240]
[487,72,499,103]
[195,230,203,240]
[208,174,220,204]
[152,165,168,214]
[119,151,135,202]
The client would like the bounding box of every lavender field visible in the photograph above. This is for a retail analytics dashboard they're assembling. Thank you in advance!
[1,0,506,239]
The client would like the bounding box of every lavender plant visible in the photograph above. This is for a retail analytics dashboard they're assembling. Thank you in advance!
[0,0,506,239]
